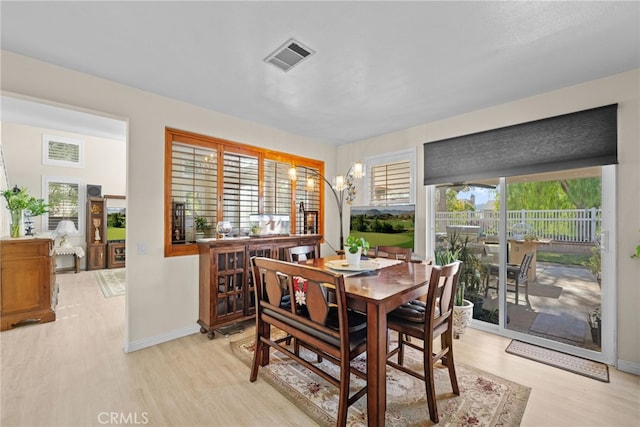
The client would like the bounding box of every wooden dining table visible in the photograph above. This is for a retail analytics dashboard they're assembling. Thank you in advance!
[301,256,434,427]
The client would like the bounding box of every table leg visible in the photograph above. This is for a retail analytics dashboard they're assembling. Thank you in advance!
[74,254,80,273]
[366,302,386,427]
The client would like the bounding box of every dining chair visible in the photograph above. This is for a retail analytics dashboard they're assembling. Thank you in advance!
[250,257,368,427]
[386,260,462,424]
[374,245,412,262]
[286,244,319,262]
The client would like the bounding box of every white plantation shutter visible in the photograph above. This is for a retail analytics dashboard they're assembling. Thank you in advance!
[294,166,321,232]
[170,142,218,242]
[222,152,259,233]
[264,159,292,215]
[42,134,84,168]
[369,160,411,205]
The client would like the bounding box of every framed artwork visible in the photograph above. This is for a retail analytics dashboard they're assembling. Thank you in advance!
[304,210,318,235]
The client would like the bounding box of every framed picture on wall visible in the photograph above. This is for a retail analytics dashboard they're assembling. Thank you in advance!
[304,210,318,235]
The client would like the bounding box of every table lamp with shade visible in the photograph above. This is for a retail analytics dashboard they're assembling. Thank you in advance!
[56,220,78,248]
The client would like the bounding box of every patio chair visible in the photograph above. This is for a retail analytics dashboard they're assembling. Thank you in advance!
[484,252,534,305]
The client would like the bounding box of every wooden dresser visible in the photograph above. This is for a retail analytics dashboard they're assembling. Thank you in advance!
[0,237,57,331]
[198,234,322,339]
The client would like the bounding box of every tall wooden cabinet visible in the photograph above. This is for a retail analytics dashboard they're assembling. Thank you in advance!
[198,235,322,339]
[0,237,57,331]
[86,197,106,270]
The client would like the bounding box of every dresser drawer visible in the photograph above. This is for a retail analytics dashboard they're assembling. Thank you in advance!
[1,239,50,260]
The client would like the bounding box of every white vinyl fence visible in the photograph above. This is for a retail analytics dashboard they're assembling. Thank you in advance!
[436,208,601,243]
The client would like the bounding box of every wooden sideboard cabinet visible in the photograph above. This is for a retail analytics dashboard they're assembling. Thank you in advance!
[198,235,322,339]
[0,237,58,331]
[107,242,126,269]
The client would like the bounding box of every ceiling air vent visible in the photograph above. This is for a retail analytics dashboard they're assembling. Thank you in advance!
[264,38,315,72]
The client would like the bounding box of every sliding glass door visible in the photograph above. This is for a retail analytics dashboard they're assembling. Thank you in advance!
[502,168,603,353]
[432,166,614,363]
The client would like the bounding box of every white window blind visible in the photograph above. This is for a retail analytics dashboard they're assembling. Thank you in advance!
[369,160,411,205]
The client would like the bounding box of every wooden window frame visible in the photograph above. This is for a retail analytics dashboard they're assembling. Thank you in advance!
[164,128,325,257]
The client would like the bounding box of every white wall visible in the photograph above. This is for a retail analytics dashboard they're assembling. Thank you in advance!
[0,51,340,350]
[1,123,126,264]
[340,69,640,372]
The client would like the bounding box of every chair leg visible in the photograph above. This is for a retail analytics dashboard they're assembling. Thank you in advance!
[336,361,350,427]
[424,337,439,423]
[397,333,406,365]
[442,332,460,395]
[250,336,263,382]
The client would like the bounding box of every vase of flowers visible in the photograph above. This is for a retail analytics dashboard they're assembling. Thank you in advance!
[2,186,49,238]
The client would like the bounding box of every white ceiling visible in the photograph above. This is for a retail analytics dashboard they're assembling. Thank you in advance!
[1,1,639,145]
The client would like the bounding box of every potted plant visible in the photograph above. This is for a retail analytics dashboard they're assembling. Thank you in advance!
[632,231,640,259]
[583,246,601,285]
[435,235,474,338]
[455,234,485,317]
[2,186,49,238]
[586,306,601,346]
[194,216,208,240]
[344,235,369,266]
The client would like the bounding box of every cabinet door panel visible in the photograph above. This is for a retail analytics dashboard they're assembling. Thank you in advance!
[1,259,46,313]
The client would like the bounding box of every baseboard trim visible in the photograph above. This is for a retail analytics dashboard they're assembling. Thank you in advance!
[617,359,640,376]
[123,324,200,353]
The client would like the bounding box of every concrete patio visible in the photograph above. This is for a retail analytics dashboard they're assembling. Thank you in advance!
[480,261,602,351]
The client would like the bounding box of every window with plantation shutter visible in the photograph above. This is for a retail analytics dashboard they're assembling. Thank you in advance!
[170,142,218,244]
[222,151,259,232]
[42,134,84,168]
[294,166,321,233]
[165,128,324,257]
[44,178,82,232]
[369,160,412,205]
[264,159,293,215]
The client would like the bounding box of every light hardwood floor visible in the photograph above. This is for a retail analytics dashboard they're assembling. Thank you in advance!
[1,271,638,427]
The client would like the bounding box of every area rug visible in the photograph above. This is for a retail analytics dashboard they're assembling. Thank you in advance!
[529,312,586,343]
[95,268,126,298]
[505,340,609,383]
[231,335,530,426]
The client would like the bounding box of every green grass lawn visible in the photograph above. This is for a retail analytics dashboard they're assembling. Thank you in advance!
[107,227,126,241]
[537,252,590,266]
[350,231,414,249]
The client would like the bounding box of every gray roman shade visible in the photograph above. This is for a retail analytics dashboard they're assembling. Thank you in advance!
[423,104,618,186]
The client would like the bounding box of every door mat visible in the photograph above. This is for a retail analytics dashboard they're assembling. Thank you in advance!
[527,283,563,299]
[232,335,531,426]
[529,312,586,343]
[506,340,609,382]
[95,268,126,298]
